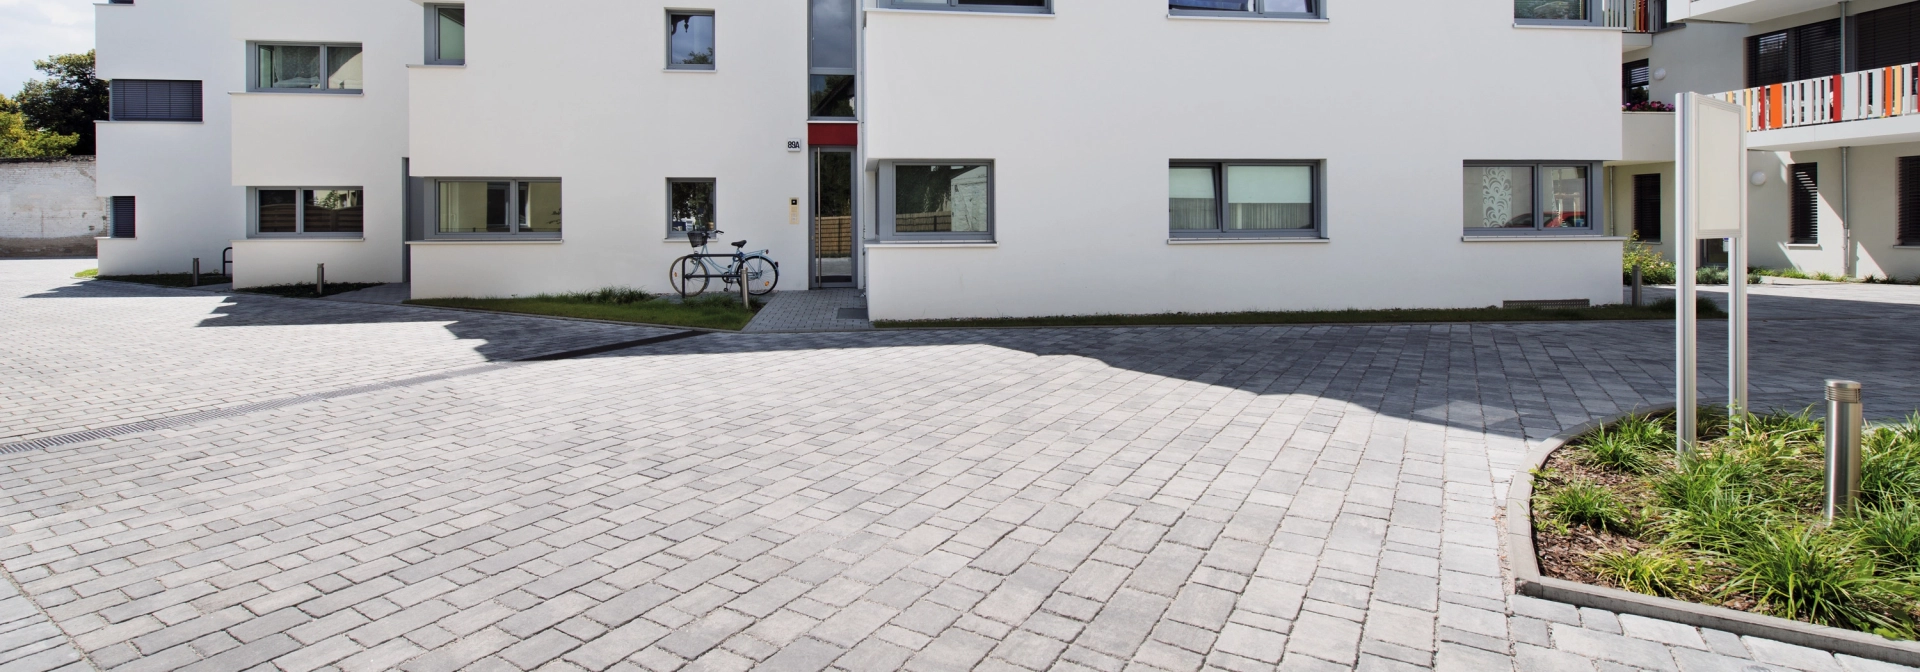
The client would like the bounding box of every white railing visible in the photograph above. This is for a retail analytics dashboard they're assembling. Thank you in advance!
[1603,0,1664,32]
[1714,63,1920,131]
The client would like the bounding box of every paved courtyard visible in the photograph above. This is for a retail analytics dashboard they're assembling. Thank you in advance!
[5,257,1920,672]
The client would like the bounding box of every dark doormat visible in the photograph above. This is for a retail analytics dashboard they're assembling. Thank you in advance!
[837,307,869,320]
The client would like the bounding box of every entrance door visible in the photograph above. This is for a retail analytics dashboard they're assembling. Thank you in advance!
[811,148,856,288]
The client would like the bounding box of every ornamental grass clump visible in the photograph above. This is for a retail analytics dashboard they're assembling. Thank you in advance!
[1591,547,1708,599]
[1725,525,1916,637]
[1543,478,1635,534]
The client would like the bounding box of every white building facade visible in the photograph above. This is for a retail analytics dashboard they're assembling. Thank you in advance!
[97,0,1636,320]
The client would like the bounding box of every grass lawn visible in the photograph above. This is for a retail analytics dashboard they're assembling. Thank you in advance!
[240,283,387,299]
[408,289,759,331]
[73,269,96,278]
[93,272,231,287]
[1534,410,1920,640]
[876,297,1724,329]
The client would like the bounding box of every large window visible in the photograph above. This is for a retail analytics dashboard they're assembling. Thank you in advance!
[1463,162,1597,234]
[669,179,717,235]
[1515,0,1593,24]
[1170,162,1320,238]
[110,196,135,238]
[435,181,561,236]
[810,0,856,119]
[1632,173,1661,242]
[1854,2,1920,72]
[881,163,993,242]
[251,43,363,92]
[1790,163,1819,244]
[884,0,1050,14]
[1169,0,1320,19]
[253,188,364,236]
[110,80,202,122]
[667,12,715,70]
[427,4,465,66]
[1622,59,1650,106]
[1746,20,1840,88]
[1899,156,1920,246]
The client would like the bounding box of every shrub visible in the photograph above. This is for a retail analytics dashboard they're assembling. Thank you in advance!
[1592,547,1706,598]
[1851,506,1920,572]
[1655,452,1772,553]
[1544,479,1635,533]
[1726,525,1914,636]
[1581,426,1662,474]
[561,288,655,305]
[1623,237,1675,284]
[1861,416,1920,511]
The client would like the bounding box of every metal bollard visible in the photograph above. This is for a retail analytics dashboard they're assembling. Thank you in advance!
[316,264,326,297]
[1825,380,1865,521]
[1631,264,1643,307]
[192,258,201,287]
[740,265,751,308]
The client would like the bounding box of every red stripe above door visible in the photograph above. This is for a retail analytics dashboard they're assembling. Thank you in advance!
[808,123,858,147]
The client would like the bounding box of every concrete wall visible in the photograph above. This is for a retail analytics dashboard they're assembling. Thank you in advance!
[860,0,1624,320]
[1639,21,1748,104]
[0,157,105,258]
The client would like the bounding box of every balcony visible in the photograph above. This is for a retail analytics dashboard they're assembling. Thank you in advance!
[1603,0,1664,51]
[1713,63,1920,151]
[1676,0,1840,25]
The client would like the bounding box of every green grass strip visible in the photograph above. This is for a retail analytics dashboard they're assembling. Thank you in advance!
[408,296,758,331]
[877,297,1724,329]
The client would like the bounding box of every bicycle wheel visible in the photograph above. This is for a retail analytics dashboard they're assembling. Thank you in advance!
[741,257,779,296]
[670,255,709,297]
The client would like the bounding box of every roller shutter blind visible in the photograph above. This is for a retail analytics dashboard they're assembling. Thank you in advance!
[110,196,136,238]
[1746,19,1842,87]
[110,80,202,122]
[1900,156,1920,246]
[1633,173,1662,242]
[1790,164,1819,244]
[1853,1,1920,71]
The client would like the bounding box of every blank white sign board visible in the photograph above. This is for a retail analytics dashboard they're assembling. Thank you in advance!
[1675,93,1749,452]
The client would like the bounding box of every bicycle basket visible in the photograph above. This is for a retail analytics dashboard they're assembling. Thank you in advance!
[687,230,708,248]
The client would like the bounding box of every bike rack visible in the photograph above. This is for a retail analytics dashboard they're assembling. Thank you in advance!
[221,247,233,279]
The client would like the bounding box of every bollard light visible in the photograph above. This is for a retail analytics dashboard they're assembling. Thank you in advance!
[317,263,326,297]
[1631,264,1644,307]
[1825,380,1864,521]
[192,258,201,287]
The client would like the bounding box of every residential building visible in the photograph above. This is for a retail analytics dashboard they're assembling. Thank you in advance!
[1609,0,1920,279]
[97,0,1633,320]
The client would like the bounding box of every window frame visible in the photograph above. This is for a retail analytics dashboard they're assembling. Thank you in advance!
[809,0,858,120]
[1168,160,1325,240]
[1789,163,1819,245]
[665,10,717,71]
[248,187,367,238]
[1900,156,1920,246]
[425,3,465,66]
[878,160,996,243]
[1461,161,1604,236]
[1513,0,1600,26]
[1168,0,1324,20]
[667,178,719,238]
[881,0,1052,15]
[1631,172,1662,243]
[247,42,364,94]
[110,80,203,122]
[426,178,563,239]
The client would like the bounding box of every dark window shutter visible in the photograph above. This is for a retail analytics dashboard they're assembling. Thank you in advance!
[1790,164,1819,244]
[1623,59,1651,104]
[1747,19,1842,87]
[1854,2,1920,71]
[1900,156,1920,246]
[1749,31,1790,87]
[110,80,202,122]
[110,196,136,238]
[1633,173,1662,242]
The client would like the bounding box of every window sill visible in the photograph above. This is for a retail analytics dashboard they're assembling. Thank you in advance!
[243,236,365,242]
[98,120,203,124]
[1166,237,1328,245]
[1785,244,1822,249]
[409,239,565,245]
[1512,22,1624,30]
[1893,245,1920,250]
[408,63,465,69]
[866,7,1053,18]
[1166,13,1327,23]
[664,68,717,73]
[868,242,997,248]
[1461,235,1625,242]
[230,91,364,97]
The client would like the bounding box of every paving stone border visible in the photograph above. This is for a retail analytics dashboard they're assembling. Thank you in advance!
[1505,403,1920,668]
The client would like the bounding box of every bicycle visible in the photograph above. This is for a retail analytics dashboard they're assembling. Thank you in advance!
[669,229,780,298]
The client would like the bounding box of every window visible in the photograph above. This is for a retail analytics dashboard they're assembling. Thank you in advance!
[1169,0,1320,19]
[1623,59,1650,106]
[427,4,465,65]
[1632,173,1661,242]
[110,80,202,122]
[1853,2,1920,72]
[884,0,1050,14]
[810,0,856,119]
[435,181,561,236]
[880,162,993,242]
[667,12,715,70]
[1515,0,1593,24]
[1746,20,1840,88]
[1899,156,1920,246]
[1790,163,1818,244]
[110,196,135,238]
[251,43,363,92]
[253,188,365,236]
[1169,162,1320,238]
[669,179,716,235]
[1463,162,1598,233]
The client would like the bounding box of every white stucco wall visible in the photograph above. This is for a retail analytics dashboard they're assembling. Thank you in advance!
[860,0,1624,320]
[0,158,105,240]
[406,0,812,300]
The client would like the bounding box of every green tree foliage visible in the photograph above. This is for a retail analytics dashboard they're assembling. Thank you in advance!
[0,94,79,158]
[14,51,108,155]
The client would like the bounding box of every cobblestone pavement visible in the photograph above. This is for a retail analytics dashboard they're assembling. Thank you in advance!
[5,258,1920,672]
[743,290,872,333]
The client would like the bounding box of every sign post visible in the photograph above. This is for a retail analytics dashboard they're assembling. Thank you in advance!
[1675,92,1750,452]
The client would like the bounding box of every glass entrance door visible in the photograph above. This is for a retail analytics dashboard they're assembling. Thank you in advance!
[812,148,856,288]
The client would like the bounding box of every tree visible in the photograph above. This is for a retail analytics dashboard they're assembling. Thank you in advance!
[14,51,108,155]
[0,94,78,158]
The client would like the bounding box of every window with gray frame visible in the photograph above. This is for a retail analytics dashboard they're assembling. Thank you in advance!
[668,12,715,70]
[1514,0,1595,24]
[1170,162,1322,238]
[110,196,135,238]
[1463,162,1599,233]
[111,80,202,121]
[250,43,363,92]
[1169,0,1320,19]
[880,162,994,242]
[669,179,716,235]
[884,0,1050,14]
[433,180,562,236]
[810,0,856,118]
[253,188,365,236]
[427,4,465,65]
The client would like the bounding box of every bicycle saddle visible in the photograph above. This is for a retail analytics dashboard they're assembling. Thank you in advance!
[731,240,747,249]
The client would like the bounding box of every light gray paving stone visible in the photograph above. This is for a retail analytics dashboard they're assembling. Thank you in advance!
[1742,637,1844,672]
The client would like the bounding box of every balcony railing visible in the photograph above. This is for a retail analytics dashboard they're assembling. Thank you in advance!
[1714,63,1920,131]
[1603,0,1666,32]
